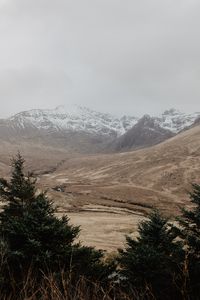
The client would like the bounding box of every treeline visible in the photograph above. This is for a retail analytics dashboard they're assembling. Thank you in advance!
[0,155,200,299]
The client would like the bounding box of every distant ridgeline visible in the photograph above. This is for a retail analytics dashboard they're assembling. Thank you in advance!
[0,105,199,153]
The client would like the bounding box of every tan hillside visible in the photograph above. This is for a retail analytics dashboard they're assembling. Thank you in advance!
[1,125,200,251]
[33,125,200,250]
[40,125,200,212]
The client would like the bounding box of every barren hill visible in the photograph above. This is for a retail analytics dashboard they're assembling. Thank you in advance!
[1,124,200,251]
[0,106,199,155]
[40,124,200,212]
[108,114,174,151]
[28,124,199,250]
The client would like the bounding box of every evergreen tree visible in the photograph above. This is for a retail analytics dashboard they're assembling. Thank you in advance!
[176,183,200,297]
[0,154,111,283]
[118,210,183,299]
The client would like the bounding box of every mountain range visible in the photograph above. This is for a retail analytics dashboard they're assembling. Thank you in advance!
[0,105,200,250]
[0,105,199,153]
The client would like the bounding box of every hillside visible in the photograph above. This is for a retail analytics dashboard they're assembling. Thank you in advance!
[0,116,200,251]
[1,123,200,250]
[108,114,175,151]
[40,124,200,209]
[33,124,200,250]
[0,106,199,154]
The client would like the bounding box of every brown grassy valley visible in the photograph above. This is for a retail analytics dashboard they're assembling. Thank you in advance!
[0,125,200,252]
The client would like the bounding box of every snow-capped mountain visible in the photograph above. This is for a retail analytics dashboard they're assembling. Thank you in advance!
[8,106,200,137]
[8,105,138,137]
[0,105,199,153]
[154,108,200,133]
[108,114,175,152]
[108,109,200,151]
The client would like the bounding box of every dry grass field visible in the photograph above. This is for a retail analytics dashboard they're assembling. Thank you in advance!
[0,125,200,251]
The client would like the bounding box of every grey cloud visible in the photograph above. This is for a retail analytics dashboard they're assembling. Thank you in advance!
[0,0,199,117]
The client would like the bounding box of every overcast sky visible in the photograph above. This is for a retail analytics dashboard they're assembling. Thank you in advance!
[0,0,199,117]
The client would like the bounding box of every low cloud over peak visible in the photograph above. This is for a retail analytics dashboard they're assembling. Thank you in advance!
[0,0,199,117]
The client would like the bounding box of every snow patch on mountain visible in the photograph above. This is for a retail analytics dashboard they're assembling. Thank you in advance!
[9,105,139,137]
[155,109,200,133]
[8,106,200,137]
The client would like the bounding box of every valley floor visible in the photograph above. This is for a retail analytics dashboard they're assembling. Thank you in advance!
[1,124,200,251]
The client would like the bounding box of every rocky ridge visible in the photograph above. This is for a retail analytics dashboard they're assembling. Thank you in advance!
[0,105,199,153]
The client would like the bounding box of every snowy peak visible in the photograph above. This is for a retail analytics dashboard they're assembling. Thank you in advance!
[7,106,200,138]
[9,105,139,137]
[0,106,200,154]
[7,106,200,137]
[155,109,200,133]
[109,114,175,152]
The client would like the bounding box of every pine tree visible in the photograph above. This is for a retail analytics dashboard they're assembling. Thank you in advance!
[0,154,36,217]
[0,154,110,283]
[118,210,183,299]
[178,184,200,254]
[176,183,200,297]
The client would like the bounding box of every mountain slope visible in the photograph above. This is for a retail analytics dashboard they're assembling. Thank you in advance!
[8,105,138,137]
[0,106,199,154]
[0,122,200,251]
[154,108,200,133]
[108,114,175,151]
[40,124,200,219]
[8,106,200,136]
